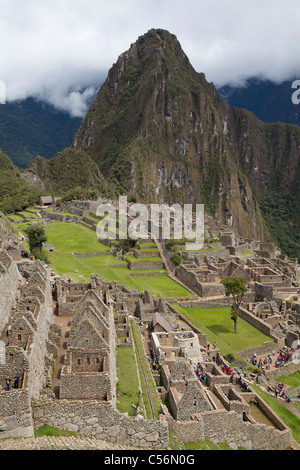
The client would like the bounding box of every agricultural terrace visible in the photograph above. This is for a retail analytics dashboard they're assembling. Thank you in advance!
[22,221,193,298]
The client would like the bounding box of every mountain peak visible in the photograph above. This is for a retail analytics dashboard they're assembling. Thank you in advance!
[70,29,300,247]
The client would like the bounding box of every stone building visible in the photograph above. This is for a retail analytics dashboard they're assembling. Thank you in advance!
[0,254,57,438]
[59,289,113,401]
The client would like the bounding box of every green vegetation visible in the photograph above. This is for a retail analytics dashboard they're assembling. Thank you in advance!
[260,191,300,260]
[116,345,141,416]
[0,97,82,169]
[0,150,41,213]
[173,305,274,362]
[18,221,193,297]
[25,225,47,251]
[221,277,248,333]
[272,370,300,390]
[131,321,161,420]
[34,424,76,438]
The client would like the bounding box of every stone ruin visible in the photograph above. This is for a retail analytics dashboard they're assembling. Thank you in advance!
[0,248,296,449]
[176,239,297,300]
[59,289,113,401]
[0,250,57,437]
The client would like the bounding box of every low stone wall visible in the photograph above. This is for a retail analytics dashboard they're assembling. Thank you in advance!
[133,250,159,259]
[41,210,80,223]
[0,389,33,439]
[238,306,273,339]
[266,361,300,380]
[74,252,110,257]
[32,400,169,448]
[127,259,164,270]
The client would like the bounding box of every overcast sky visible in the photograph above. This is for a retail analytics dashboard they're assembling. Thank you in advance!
[1,0,299,117]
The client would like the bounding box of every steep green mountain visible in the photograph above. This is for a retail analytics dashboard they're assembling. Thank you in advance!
[25,147,114,198]
[72,29,268,240]
[71,29,300,253]
[0,97,83,168]
[0,149,41,213]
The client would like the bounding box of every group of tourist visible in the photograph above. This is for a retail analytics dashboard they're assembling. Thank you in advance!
[195,363,207,385]
[248,351,275,369]
[148,349,160,371]
[4,375,20,391]
[234,375,252,393]
[248,347,292,372]
[20,250,35,260]
[274,348,293,368]
[273,382,291,402]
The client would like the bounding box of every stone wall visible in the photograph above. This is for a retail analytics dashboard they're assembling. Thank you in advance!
[40,210,80,223]
[127,259,164,270]
[0,251,21,335]
[32,400,169,448]
[133,249,159,259]
[175,265,225,297]
[166,406,292,450]
[238,306,273,339]
[0,259,55,439]
[0,388,33,439]
[59,371,111,400]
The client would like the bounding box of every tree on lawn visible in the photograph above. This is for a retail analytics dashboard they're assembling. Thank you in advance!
[221,277,248,333]
[25,225,47,252]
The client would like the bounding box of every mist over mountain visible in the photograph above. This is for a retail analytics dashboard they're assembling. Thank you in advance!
[218,77,300,126]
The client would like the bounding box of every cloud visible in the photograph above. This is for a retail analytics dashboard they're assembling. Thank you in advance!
[0,0,299,115]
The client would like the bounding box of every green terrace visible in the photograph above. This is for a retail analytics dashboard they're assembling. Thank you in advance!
[16,220,193,298]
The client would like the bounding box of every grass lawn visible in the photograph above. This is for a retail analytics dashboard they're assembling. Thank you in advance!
[272,370,300,390]
[18,210,40,220]
[173,305,275,362]
[8,213,24,221]
[34,424,76,438]
[131,321,161,420]
[116,345,141,416]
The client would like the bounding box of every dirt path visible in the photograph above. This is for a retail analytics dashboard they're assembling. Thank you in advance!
[52,311,72,398]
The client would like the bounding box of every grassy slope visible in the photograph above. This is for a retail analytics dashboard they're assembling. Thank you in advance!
[0,150,41,213]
